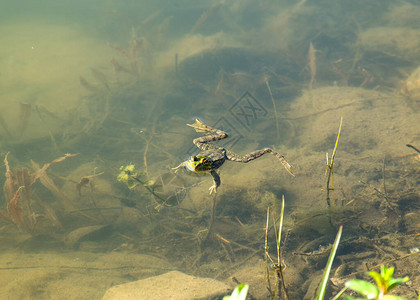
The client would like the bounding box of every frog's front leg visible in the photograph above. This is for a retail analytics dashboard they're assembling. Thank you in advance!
[208,170,221,194]
[172,161,187,173]
[227,148,294,176]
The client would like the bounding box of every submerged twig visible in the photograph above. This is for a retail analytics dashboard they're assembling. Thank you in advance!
[406,144,420,154]
[85,170,107,222]
[264,208,273,296]
[19,102,32,136]
[79,76,98,92]
[332,59,348,86]
[359,180,395,212]
[215,69,225,97]
[90,68,110,92]
[264,76,281,143]
[111,58,131,75]
[143,127,155,179]
[382,155,388,201]
[341,251,419,279]
[174,53,178,76]
[358,66,373,87]
[190,2,223,34]
[204,193,217,242]
[308,42,317,90]
[0,111,12,138]
[76,171,104,197]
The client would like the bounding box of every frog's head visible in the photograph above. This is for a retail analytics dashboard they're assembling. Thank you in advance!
[186,155,213,173]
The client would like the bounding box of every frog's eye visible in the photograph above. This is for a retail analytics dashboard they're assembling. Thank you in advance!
[199,157,207,163]
[191,156,204,168]
[198,156,211,165]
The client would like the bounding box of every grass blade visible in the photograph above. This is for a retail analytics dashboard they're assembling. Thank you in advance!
[317,225,343,300]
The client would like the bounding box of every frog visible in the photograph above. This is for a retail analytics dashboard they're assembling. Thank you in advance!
[172,119,294,194]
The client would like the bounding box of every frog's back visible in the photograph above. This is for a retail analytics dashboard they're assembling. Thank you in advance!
[200,149,226,169]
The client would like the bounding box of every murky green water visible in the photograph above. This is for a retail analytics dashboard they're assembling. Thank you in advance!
[0,1,419,299]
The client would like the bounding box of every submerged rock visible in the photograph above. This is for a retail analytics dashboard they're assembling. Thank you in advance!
[64,225,110,248]
[102,270,231,300]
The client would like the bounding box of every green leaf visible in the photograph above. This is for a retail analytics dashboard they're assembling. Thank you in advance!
[316,225,343,300]
[343,296,366,300]
[382,265,394,283]
[387,276,409,292]
[368,270,384,288]
[277,195,285,250]
[332,287,347,300]
[345,279,378,299]
[223,284,249,300]
[382,295,410,300]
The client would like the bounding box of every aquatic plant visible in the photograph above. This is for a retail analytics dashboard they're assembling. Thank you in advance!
[0,153,76,233]
[264,195,289,300]
[262,205,413,300]
[117,164,142,189]
[343,265,410,300]
[312,232,410,300]
[325,117,343,208]
[317,225,343,299]
[117,164,186,209]
[264,196,345,300]
[223,283,249,300]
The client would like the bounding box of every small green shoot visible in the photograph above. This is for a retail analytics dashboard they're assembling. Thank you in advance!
[265,195,289,300]
[117,164,142,189]
[117,164,169,205]
[316,225,343,300]
[326,117,343,208]
[223,284,249,300]
[344,265,409,300]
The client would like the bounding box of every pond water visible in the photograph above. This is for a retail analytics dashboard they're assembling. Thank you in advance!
[0,0,419,299]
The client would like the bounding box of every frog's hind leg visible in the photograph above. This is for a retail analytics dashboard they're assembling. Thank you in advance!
[187,118,225,136]
[227,148,294,176]
[187,118,228,150]
[193,131,228,150]
[227,148,272,163]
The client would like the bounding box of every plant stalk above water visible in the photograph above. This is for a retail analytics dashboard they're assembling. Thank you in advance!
[326,117,343,209]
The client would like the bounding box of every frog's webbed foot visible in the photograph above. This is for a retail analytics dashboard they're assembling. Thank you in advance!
[187,118,220,135]
[270,150,295,177]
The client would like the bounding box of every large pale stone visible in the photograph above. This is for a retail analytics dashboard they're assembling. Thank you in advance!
[102,270,231,300]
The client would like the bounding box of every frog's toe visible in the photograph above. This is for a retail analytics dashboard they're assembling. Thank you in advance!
[208,184,217,194]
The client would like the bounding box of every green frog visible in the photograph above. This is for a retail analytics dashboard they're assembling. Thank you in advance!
[173,119,294,194]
